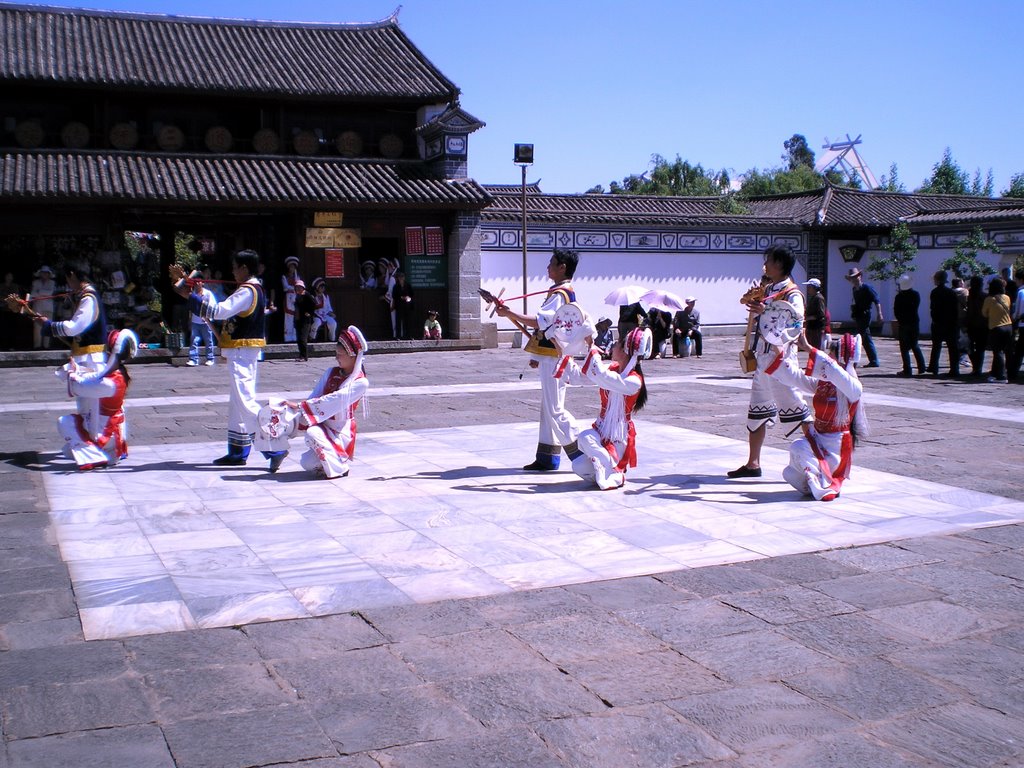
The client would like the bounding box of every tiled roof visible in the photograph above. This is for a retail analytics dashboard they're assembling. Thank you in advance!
[0,151,491,207]
[0,4,457,100]
[904,206,1024,225]
[746,186,1017,227]
[482,191,798,227]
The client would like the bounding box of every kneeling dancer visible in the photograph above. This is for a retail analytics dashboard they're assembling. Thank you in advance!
[57,329,137,470]
[767,333,867,501]
[568,327,650,490]
[275,326,369,479]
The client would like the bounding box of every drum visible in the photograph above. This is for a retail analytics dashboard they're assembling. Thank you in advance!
[258,401,299,440]
[547,302,595,357]
[758,300,803,347]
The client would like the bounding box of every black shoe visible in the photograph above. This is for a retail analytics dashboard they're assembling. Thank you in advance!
[213,454,247,466]
[268,451,288,473]
[864,362,880,368]
[727,465,762,478]
[895,370,912,377]
[523,460,557,472]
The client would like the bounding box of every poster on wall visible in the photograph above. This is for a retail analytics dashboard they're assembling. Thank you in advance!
[406,255,446,288]
[425,226,445,256]
[324,249,344,278]
[314,211,343,227]
[405,226,424,256]
[305,228,340,248]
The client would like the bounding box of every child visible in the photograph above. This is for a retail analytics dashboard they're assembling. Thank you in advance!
[282,326,369,479]
[567,326,650,490]
[423,309,442,340]
[57,329,138,470]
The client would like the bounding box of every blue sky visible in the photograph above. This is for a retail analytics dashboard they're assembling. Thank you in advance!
[33,0,1024,195]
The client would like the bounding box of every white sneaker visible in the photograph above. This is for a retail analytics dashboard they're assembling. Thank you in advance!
[204,360,215,366]
[186,360,198,367]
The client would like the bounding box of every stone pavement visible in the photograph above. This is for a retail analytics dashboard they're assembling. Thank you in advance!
[1,337,1023,767]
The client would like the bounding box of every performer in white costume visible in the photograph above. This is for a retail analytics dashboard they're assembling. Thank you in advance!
[170,250,287,471]
[729,245,810,479]
[57,329,137,470]
[567,326,650,490]
[262,326,369,479]
[281,256,302,342]
[22,263,108,442]
[767,332,867,501]
[495,249,585,471]
[309,277,337,342]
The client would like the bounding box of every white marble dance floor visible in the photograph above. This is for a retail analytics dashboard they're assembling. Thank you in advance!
[42,422,1024,640]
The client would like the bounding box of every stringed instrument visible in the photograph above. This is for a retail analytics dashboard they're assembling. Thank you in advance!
[738,280,769,374]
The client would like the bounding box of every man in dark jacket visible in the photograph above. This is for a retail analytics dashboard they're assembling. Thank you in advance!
[927,269,960,376]
[672,297,703,357]
[893,274,926,376]
[845,267,882,367]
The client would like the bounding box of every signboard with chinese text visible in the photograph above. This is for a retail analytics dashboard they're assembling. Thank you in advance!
[406,255,446,288]
[314,212,343,227]
[324,249,344,278]
[405,226,424,256]
[425,226,445,256]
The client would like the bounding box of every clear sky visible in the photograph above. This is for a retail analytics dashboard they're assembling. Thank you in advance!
[29,0,1024,195]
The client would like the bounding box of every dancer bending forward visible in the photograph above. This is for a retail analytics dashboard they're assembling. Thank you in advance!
[57,329,137,470]
[767,333,867,501]
[568,326,650,490]
[275,326,369,479]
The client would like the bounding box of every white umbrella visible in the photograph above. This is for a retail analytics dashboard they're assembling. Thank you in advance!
[640,289,687,312]
[603,285,649,306]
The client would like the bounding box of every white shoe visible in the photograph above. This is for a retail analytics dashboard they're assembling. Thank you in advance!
[204,360,215,366]
[186,360,198,367]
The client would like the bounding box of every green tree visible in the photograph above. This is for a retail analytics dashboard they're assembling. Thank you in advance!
[783,134,815,170]
[737,164,825,197]
[606,154,730,197]
[941,225,1000,278]
[867,221,918,286]
[1002,172,1024,198]
[917,148,969,195]
[878,163,905,193]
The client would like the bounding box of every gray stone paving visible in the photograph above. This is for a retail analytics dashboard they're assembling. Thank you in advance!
[1,337,1024,767]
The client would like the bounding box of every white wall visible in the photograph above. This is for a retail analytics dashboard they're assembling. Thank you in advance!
[481,249,807,330]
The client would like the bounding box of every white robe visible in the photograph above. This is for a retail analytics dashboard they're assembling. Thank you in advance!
[57,367,129,469]
[298,368,369,478]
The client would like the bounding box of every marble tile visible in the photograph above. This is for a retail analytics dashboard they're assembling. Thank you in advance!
[79,599,195,640]
[39,422,1024,640]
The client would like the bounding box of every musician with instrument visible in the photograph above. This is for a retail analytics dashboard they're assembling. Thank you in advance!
[728,244,811,479]
[7,262,108,441]
[493,249,586,472]
[170,249,287,472]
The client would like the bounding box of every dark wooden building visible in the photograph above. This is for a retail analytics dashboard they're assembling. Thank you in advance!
[0,3,491,343]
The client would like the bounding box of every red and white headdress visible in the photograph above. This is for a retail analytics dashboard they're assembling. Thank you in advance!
[98,329,138,377]
[623,326,652,375]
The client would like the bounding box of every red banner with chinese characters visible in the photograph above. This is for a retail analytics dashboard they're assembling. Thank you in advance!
[425,226,445,256]
[405,226,424,256]
[324,249,344,279]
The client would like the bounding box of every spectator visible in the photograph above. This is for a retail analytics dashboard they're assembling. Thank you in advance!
[593,317,614,358]
[845,267,882,367]
[1009,268,1024,382]
[927,270,960,377]
[802,278,830,350]
[649,309,672,359]
[293,280,317,361]
[672,297,703,357]
[893,274,925,377]
[982,276,1012,383]
[392,270,414,340]
[187,276,217,367]
[29,266,57,350]
[309,277,337,342]
[952,276,970,370]
[618,301,647,341]
[966,275,988,378]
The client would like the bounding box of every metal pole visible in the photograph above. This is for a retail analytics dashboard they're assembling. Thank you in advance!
[521,163,528,315]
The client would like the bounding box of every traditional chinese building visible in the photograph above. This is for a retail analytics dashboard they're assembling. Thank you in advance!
[0,3,490,343]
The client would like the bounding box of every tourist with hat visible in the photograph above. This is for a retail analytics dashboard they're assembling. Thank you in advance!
[281,255,302,342]
[30,265,57,349]
[672,296,703,357]
[845,267,882,368]
[802,278,830,350]
[593,317,614,358]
